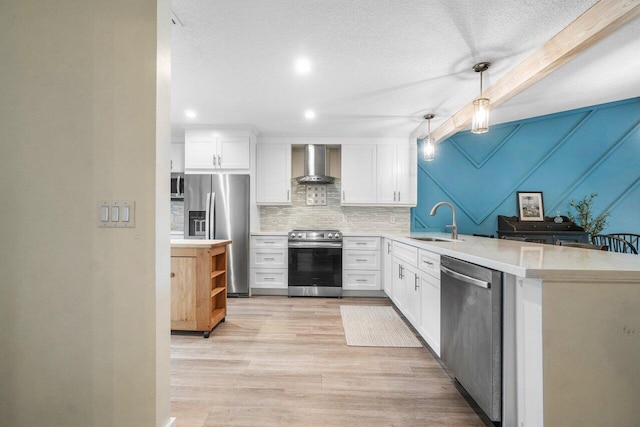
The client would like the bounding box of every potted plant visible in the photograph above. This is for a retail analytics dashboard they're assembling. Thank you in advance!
[567,193,610,241]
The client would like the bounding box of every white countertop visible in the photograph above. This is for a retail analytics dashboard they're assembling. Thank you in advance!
[251,231,288,236]
[170,238,231,248]
[393,233,640,280]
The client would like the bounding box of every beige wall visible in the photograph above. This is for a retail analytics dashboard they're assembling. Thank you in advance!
[0,1,171,426]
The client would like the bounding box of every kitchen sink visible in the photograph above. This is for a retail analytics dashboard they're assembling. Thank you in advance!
[409,236,463,243]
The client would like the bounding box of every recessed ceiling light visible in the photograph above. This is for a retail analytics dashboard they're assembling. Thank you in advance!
[294,57,311,75]
[304,110,316,120]
[184,109,197,119]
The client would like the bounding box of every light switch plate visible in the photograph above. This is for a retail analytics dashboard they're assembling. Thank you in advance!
[306,185,327,206]
[97,200,135,228]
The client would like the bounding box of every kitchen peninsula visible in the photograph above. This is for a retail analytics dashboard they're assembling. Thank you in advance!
[394,233,640,426]
[170,239,231,338]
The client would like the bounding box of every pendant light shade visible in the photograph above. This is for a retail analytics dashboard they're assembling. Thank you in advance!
[423,114,435,161]
[472,98,490,134]
[471,62,491,134]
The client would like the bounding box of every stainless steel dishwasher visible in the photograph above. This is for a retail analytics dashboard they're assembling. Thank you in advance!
[440,256,503,422]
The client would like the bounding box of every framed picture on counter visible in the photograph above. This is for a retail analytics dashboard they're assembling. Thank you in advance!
[517,191,544,221]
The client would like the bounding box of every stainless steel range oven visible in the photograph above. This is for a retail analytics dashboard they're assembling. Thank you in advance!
[288,229,342,297]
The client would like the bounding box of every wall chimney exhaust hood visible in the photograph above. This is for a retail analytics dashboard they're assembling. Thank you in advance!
[295,145,335,184]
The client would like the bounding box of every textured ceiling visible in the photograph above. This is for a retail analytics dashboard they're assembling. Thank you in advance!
[170,0,639,138]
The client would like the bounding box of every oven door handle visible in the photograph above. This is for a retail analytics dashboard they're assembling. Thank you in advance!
[288,242,343,249]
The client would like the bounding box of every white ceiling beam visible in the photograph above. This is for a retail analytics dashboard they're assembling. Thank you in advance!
[430,0,640,143]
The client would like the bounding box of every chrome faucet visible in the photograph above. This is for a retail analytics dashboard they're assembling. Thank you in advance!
[430,202,458,240]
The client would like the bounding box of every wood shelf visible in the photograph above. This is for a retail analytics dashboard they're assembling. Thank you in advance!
[211,308,225,327]
[211,270,225,279]
[210,287,225,298]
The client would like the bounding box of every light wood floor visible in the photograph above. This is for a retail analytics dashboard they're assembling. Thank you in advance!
[171,296,490,427]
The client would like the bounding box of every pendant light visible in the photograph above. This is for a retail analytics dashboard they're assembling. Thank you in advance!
[471,62,491,134]
[423,114,435,161]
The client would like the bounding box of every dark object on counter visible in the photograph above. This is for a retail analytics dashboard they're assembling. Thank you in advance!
[557,241,608,251]
[497,215,588,244]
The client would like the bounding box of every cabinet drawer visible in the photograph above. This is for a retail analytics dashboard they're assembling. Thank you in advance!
[393,241,418,266]
[343,236,380,250]
[343,250,380,270]
[250,248,287,268]
[250,268,287,289]
[343,270,381,290]
[418,249,440,278]
[251,235,288,248]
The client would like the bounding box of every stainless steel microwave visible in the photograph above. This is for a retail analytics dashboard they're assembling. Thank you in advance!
[171,173,184,200]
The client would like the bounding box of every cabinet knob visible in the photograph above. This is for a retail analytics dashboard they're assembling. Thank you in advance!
[170,272,175,278]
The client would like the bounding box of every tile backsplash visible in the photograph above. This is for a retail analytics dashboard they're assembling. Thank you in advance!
[171,200,184,233]
[259,180,410,233]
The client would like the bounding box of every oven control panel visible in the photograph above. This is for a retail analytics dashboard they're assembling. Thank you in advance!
[288,230,342,241]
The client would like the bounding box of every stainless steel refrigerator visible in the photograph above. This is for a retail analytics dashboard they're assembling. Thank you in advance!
[184,174,250,296]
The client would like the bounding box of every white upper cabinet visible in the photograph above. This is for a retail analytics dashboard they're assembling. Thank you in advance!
[185,130,251,171]
[376,143,417,206]
[341,145,377,205]
[185,131,216,169]
[395,143,417,205]
[170,143,185,172]
[218,136,251,169]
[341,142,416,206]
[256,143,291,205]
[376,144,397,204]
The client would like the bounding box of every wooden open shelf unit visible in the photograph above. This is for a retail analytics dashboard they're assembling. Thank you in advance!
[170,243,228,338]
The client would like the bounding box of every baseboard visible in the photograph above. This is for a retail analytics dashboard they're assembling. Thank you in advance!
[341,290,387,298]
[250,289,387,298]
[250,288,288,296]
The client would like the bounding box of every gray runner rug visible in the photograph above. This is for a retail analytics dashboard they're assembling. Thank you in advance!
[340,305,422,347]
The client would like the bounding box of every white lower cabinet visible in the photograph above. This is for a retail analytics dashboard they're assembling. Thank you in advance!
[250,248,287,268]
[251,269,288,289]
[391,241,418,310]
[418,249,441,356]
[343,250,380,269]
[343,236,381,290]
[250,235,288,290]
[382,238,393,297]
[403,263,421,329]
[343,270,381,291]
[391,258,406,309]
[387,241,441,356]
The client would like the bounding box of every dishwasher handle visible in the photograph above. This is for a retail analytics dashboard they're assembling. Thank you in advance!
[441,265,490,289]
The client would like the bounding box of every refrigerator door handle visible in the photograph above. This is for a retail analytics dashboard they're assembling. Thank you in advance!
[208,192,216,239]
[205,192,211,239]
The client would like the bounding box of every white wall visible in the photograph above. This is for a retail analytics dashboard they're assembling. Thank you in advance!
[0,1,171,426]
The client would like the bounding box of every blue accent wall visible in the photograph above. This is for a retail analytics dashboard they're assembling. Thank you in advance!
[412,98,640,236]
